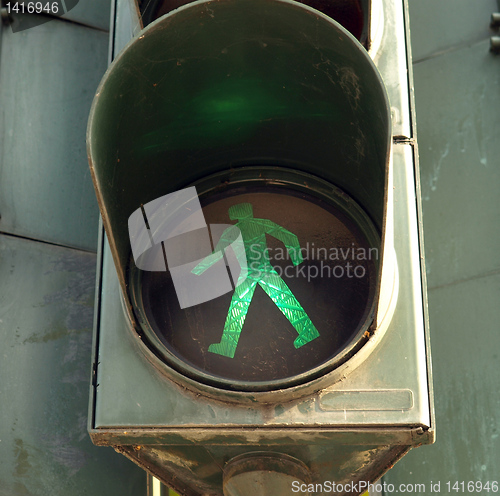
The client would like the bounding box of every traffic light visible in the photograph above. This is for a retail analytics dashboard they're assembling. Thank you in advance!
[87,0,434,494]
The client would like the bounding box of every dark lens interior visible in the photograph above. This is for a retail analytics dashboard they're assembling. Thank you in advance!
[139,0,366,44]
[132,185,378,386]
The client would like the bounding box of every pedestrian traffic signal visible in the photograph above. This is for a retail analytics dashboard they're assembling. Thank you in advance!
[88,0,434,493]
[126,170,382,391]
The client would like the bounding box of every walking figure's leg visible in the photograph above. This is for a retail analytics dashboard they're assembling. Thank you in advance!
[208,277,258,358]
[258,271,320,348]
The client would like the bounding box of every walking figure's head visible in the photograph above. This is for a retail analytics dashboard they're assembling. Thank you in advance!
[228,203,254,220]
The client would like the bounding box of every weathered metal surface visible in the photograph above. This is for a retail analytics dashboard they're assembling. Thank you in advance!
[0,233,146,495]
[407,0,498,62]
[385,30,500,493]
[371,0,412,138]
[0,16,106,252]
[0,5,150,491]
[118,442,411,496]
[408,40,500,290]
[90,426,429,448]
[113,0,142,56]
[222,452,312,496]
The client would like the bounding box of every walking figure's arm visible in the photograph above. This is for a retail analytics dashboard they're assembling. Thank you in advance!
[192,225,239,275]
[259,220,303,266]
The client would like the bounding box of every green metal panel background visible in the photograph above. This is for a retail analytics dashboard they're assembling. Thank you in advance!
[61,0,112,31]
[0,16,103,251]
[408,0,498,63]
[0,235,145,495]
[385,0,500,490]
[0,7,147,496]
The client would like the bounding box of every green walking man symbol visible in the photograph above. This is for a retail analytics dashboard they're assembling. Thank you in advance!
[192,203,320,358]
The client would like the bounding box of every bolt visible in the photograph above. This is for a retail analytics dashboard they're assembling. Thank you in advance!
[491,12,500,28]
[1,7,12,24]
[490,36,500,54]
